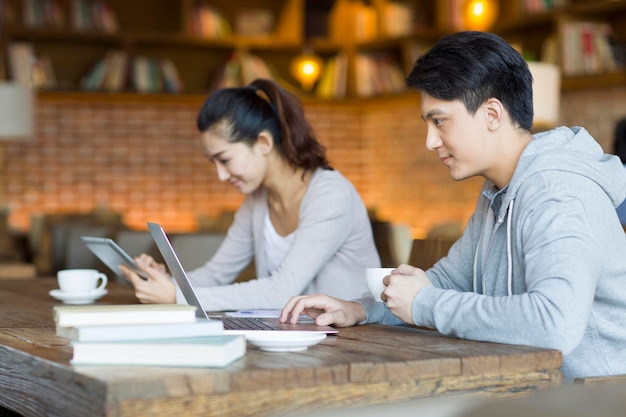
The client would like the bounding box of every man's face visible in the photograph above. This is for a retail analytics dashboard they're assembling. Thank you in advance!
[420,92,496,182]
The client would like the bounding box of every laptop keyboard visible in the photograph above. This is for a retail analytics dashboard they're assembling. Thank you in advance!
[217,316,278,331]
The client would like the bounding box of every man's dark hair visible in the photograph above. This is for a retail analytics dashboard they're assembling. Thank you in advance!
[406,31,534,130]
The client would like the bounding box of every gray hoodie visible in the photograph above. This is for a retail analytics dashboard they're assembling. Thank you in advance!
[361,126,626,381]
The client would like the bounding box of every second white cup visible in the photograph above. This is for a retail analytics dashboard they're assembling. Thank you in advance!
[366,267,395,302]
[57,269,107,294]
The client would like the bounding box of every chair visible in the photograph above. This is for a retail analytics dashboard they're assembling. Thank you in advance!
[63,225,115,271]
[196,211,235,234]
[170,233,226,271]
[370,218,396,267]
[390,223,412,265]
[170,232,257,282]
[0,262,37,279]
[408,237,457,270]
[115,230,162,262]
[30,210,124,275]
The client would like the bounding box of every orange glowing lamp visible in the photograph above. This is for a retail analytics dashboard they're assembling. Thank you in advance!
[290,53,323,92]
[463,0,499,31]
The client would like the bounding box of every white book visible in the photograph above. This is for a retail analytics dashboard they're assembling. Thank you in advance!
[54,304,197,328]
[7,42,34,86]
[58,318,223,341]
[132,56,152,93]
[71,335,246,367]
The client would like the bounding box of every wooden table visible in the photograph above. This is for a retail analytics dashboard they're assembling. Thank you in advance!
[0,279,563,417]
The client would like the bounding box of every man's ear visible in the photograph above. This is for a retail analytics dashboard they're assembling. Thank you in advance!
[255,130,274,155]
[484,98,504,130]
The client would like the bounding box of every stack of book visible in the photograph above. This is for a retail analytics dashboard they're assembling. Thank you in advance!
[54,304,246,367]
[188,3,231,39]
[560,20,619,76]
[80,53,185,93]
[70,0,118,33]
[354,53,407,97]
[209,52,277,90]
[315,52,348,99]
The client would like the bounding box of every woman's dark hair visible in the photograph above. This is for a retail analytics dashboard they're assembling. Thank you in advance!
[197,78,331,171]
[406,31,534,130]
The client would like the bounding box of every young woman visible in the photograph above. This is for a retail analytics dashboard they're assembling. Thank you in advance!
[120,79,380,310]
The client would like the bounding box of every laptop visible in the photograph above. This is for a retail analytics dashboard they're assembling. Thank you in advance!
[147,222,338,335]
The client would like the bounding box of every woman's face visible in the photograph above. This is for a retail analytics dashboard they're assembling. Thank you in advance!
[201,128,269,195]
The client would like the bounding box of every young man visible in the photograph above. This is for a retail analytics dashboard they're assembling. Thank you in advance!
[280,31,626,382]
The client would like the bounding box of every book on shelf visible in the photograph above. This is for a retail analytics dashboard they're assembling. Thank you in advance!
[315,53,347,99]
[70,334,246,367]
[355,53,406,97]
[235,8,274,37]
[23,0,65,29]
[80,51,128,92]
[381,2,414,38]
[209,54,242,90]
[53,304,198,328]
[57,318,223,341]
[329,0,377,42]
[147,57,164,92]
[523,0,569,14]
[71,0,118,33]
[7,42,35,87]
[240,53,276,85]
[210,52,276,89]
[31,54,56,90]
[104,51,129,92]
[80,56,108,91]
[560,20,618,77]
[189,3,231,38]
[332,52,348,99]
[353,1,378,42]
[160,58,184,94]
[315,55,337,99]
[355,54,374,97]
[131,56,155,93]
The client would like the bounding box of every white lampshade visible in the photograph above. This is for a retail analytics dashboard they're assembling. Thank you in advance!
[0,82,35,141]
[528,62,561,129]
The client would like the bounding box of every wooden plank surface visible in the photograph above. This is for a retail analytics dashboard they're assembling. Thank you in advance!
[0,279,563,417]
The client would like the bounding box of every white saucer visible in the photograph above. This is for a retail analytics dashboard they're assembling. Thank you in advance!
[245,331,327,352]
[49,288,108,305]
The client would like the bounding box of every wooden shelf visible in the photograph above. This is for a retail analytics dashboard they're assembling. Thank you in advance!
[2,0,625,99]
[562,71,626,91]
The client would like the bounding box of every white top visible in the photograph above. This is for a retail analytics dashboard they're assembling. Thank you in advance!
[263,212,295,275]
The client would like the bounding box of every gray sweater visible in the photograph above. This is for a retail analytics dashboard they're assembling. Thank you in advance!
[361,126,626,381]
[178,168,379,311]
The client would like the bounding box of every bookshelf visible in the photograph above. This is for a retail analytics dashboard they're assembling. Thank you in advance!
[0,0,625,99]
[493,0,626,91]
[0,0,303,94]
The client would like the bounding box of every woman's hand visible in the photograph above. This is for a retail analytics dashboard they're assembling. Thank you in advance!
[119,254,176,304]
[279,294,366,327]
[382,264,432,324]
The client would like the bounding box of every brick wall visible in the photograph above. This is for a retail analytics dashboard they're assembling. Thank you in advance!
[2,87,626,238]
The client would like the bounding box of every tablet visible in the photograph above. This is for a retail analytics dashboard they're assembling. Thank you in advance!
[81,236,148,280]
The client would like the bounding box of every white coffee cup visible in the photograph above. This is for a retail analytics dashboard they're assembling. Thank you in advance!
[57,269,107,294]
[366,267,395,302]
